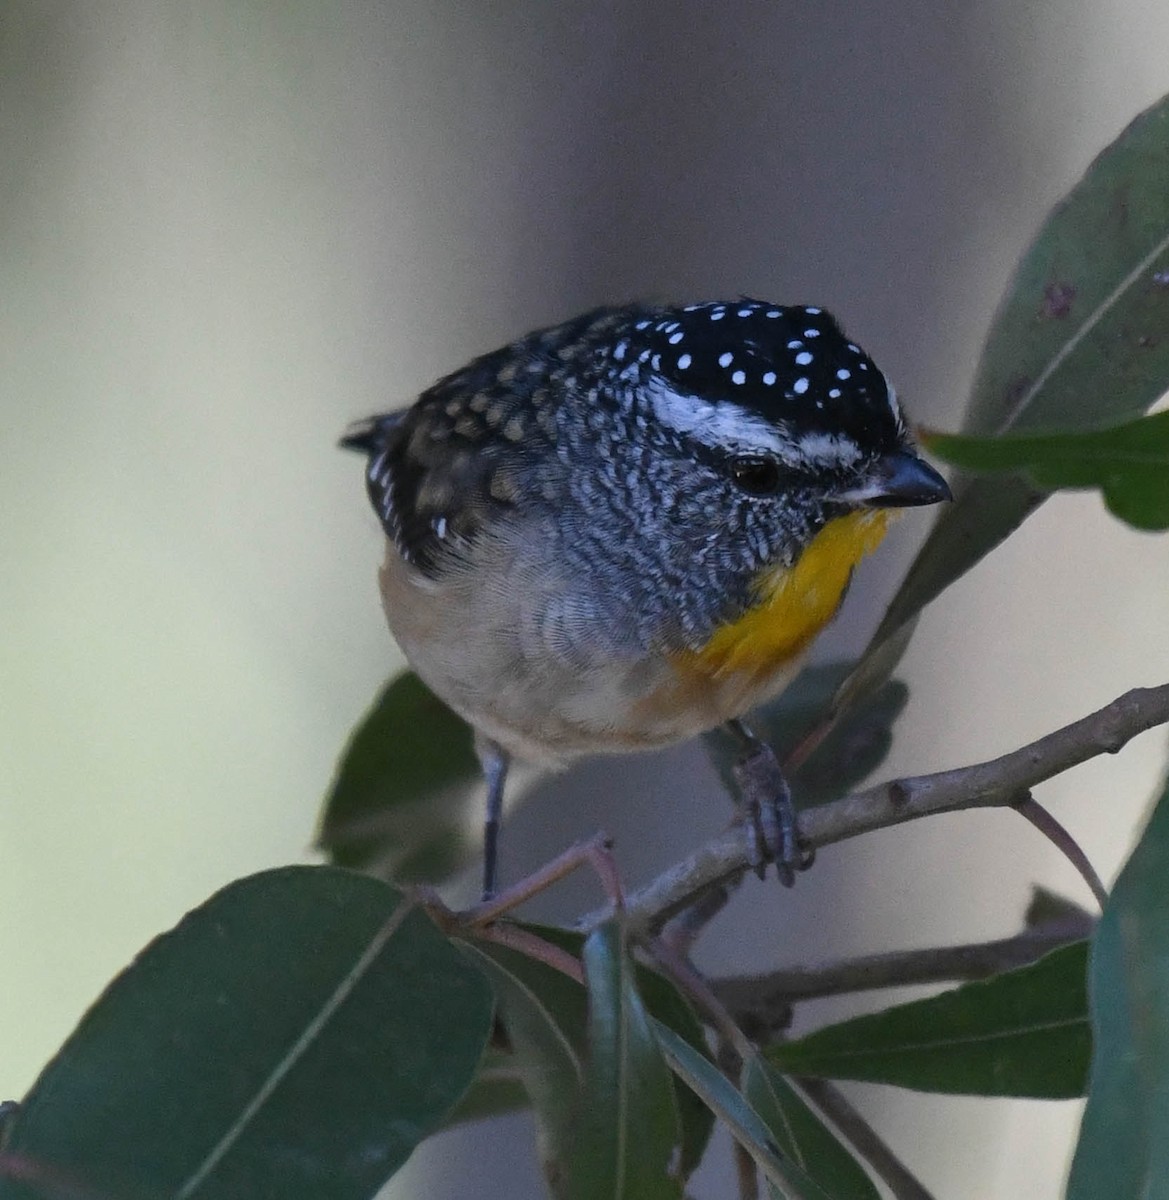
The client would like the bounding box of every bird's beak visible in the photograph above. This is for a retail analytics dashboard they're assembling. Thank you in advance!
[834,450,952,508]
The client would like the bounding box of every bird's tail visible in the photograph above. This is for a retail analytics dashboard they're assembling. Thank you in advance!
[338,412,405,454]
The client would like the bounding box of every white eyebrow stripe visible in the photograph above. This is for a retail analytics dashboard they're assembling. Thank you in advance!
[646,380,871,470]
[793,431,864,466]
[646,380,790,456]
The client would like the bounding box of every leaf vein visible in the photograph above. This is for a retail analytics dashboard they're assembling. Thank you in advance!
[174,898,417,1199]
[789,1013,1086,1065]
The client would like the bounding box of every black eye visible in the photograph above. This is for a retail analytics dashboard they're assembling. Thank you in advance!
[730,456,783,496]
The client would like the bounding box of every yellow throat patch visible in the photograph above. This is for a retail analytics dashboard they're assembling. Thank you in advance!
[681,509,891,684]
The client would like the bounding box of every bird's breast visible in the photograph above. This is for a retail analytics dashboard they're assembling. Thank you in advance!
[672,508,892,694]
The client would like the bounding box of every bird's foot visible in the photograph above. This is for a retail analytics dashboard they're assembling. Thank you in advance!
[730,733,815,887]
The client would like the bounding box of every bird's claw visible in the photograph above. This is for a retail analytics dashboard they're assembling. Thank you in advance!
[731,741,812,887]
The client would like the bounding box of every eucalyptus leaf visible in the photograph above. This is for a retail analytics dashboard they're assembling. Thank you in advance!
[1068,773,1169,1198]
[517,923,717,1180]
[563,922,682,1200]
[0,867,494,1200]
[440,1049,531,1130]
[457,941,585,1186]
[768,942,1090,1098]
[742,1058,879,1200]
[317,671,480,881]
[653,1022,822,1200]
[833,89,1169,719]
[926,410,1169,530]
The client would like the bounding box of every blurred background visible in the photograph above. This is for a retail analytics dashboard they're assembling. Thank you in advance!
[3,3,1169,1196]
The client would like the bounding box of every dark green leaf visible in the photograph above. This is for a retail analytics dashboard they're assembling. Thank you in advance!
[743,1059,879,1200]
[926,411,1169,530]
[440,1048,530,1129]
[564,922,682,1200]
[632,967,718,1181]
[832,90,1169,720]
[653,1022,822,1200]
[1068,772,1169,1198]
[0,867,494,1200]
[317,671,480,881]
[514,923,717,1180]
[457,940,584,1185]
[768,942,1090,1097]
[705,663,908,809]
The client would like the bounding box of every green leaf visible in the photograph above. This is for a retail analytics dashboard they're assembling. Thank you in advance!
[316,671,480,881]
[705,663,908,809]
[564,922,682,1200]
[0,867,494,1200]
[653,1022,823,1200]
[439,1047,531,1129]
[632,967,718,1181]
[768,942,1090,1098]
[926,411,1169,531]
[457,941,585,1186]
[832,89,1169,719]
[743,1059,880,1200]
[1068,772,1169,1198]
[513,923,717,1181]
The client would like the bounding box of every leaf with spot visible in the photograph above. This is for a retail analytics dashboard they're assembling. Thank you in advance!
[925,410,1169,530]
[766,942,1090,1098]
[0,867,494,1200]
[831,89,1169,720]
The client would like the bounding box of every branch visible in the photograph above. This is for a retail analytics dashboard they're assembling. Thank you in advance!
[712,918,1093,1034]
[598,683,1169,934]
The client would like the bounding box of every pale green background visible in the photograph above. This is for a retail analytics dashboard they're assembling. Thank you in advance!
[2,4,1169,1197]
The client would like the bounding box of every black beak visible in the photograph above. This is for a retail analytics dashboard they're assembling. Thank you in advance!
[835,451,952,508]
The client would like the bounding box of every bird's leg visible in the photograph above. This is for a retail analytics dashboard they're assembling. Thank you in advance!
[724,718,814,887]
[476,737,510,901]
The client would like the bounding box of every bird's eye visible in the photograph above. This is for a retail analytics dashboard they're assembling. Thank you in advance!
[729,456,783,496]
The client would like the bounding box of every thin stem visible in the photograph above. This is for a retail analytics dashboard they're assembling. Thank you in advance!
[1013,793,1109,908]
[659,874,744,958]
[464,922,585,985]
[647,937,755,1063]
[733,1140,760,1200]
[796,1077,936,1200]
[461,832,621,928]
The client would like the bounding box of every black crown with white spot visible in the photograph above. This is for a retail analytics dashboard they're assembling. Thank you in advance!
[601,299,902,450]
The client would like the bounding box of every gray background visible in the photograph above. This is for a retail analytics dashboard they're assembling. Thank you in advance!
[3,3,1169,1196]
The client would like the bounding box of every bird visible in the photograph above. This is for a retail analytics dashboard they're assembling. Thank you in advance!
[341,299,951,898]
